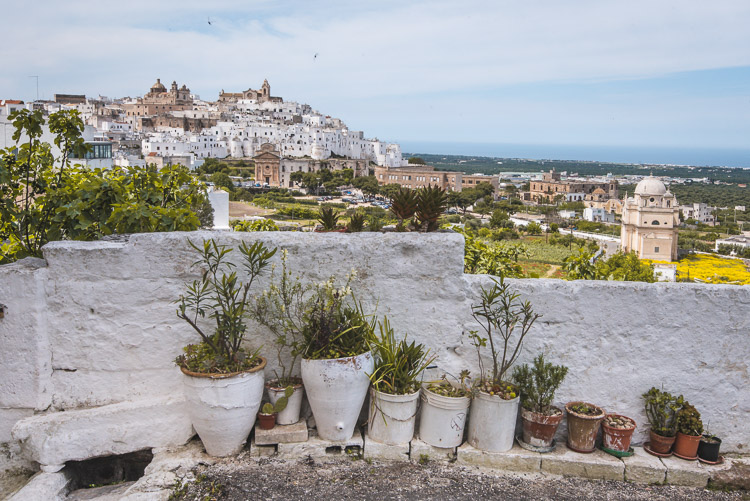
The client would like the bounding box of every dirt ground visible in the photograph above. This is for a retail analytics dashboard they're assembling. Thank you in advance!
[173,456,744,501]
[228,202,272,218]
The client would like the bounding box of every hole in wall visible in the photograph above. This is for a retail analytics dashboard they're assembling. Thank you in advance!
[325,446,342,455]
[67,450,153,490]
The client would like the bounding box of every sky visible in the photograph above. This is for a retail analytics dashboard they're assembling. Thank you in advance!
[1,0,749,159]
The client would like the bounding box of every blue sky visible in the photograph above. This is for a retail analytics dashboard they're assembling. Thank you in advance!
[1,0,749,155]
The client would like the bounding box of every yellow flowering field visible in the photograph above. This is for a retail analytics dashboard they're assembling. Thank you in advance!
[650,254,750,285]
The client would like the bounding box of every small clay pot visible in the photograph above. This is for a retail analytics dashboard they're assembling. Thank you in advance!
[697,435,722,462]
[565,402,605,453]
[257,412,276,430]
[521,407,563,448]
[673,431,701,458]
[649,430,676,454]
[602,414,636,452]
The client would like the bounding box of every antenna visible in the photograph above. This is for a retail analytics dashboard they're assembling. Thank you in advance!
[28,76,39,101]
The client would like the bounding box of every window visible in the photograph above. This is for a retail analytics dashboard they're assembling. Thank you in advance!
[652,221,660,225]
[654,247,660,253]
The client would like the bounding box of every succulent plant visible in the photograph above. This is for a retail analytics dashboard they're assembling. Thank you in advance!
[642,387,684,437]
[415,185,447,232]
[390,187,418,231]
[348,212,365,232]
[676,402,703,436]
[318,206,339,230]
[260,386,294,415]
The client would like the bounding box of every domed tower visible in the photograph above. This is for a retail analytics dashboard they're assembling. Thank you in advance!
[620,176,679,261]
[149,78,167,96]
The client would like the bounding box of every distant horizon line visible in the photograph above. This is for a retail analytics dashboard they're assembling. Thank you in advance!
[399,140,750,169]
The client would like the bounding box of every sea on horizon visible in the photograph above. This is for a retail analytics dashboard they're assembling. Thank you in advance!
[400,141,750,169]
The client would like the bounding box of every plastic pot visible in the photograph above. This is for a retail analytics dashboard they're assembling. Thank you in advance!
[520,407,563,448]
[181,357,266,457]
[368,388,420,445]
[301,351,373,441]
[649,430,676,454]
[468,392,520,452]
[418,385,470,448]
[266,380,305,425]
[602,414,636,452]
[673,431,701,458]
[565,401,605,453]
[697,435,722,462]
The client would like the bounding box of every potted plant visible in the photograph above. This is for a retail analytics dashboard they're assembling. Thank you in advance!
[257,387,293,430]
[251,250,309,425]
[697,427,722,463]
[512,354,568,449]
[466,278,540,453]
[368,317,435,445]
[175,239,276,456]
[602,414,637,453]
[642,387,684,455]
[299,272,376,441]
[565,402,606,453]
[673,402,703,459]
[316,206,345,232]
[419,371,472,448]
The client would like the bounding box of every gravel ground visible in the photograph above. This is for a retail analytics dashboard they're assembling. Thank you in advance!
[173,456,745,501]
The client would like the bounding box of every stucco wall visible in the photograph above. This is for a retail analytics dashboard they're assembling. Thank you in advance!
[0,231,748,460]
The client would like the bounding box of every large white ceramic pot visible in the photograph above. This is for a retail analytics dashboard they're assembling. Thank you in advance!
[181,357,266,457]
[301,351,373,441]
[418,385,471,448]
[368,388,420,445]
[467,391,520,452]
[266,379,305,425]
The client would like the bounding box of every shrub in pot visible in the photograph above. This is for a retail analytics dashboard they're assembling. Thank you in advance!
[175,239,276,456]
[565,402,605,453]
[250,250,309,425]
[466,278,541,453]
[368,317,435,445]
[419,371,472,448]
[698,431,722,463]
[602,414,636,453]
[642,387,684,455]
[673,403,703,459]
[298,273,376,441]
[512,354,568,449]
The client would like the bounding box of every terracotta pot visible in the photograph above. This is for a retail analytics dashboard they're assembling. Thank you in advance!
[257,412,276,430]
[697,435,722,462]
[649,430,676,454]
[565,401,605,453]
[673,431,701,458]
[521,407,563,448]
[601,414,636,452]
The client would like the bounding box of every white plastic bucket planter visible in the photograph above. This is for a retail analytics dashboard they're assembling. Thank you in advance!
[181,357,266,457]
[418,386,471,448]
[267,381,305,425]
[368,388,420,445]
[301,351,373,441]
[467,391,520,452]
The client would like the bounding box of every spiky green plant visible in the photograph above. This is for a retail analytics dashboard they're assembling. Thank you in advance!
[415,185,447,232]
[369,317,436,395]
[512,354,568,415]
[390,187,418,231]
[643,387,684,437]
[348,212,365,232]
[318,206,340,230]
[676,402,703,436]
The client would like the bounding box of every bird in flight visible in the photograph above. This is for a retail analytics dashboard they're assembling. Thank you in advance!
[207,17,213,25]
[314,53,319,61]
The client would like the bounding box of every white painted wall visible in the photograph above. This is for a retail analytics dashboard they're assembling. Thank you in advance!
[0,233,748,467]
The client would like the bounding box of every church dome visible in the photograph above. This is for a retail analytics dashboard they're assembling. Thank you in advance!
[150,78,166,92]
[634,176,667,196]
[593,187,606,195]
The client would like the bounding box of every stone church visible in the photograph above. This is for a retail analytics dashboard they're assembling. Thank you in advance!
[620,176,680,261]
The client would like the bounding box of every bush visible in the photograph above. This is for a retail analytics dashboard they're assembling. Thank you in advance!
[231,219,279,232]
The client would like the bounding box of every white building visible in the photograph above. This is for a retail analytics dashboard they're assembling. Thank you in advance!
[680,203,715,224]
[583,207,615,223]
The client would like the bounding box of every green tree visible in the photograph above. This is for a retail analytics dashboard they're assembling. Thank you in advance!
[210,172,235,193]
[489,209,510,228]
[562,249,597,280]
[525,222,543,235]
[379,183,403,200]
[407,157,426,165]
[352,175,379,195]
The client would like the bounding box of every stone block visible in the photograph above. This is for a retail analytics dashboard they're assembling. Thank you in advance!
[8,468,73,501]
[541,444,624,481]
[661,455,709,487]
[409,438,456,463]
[11,397,193,469]
[277,429,363,459]
[249,439,277,458]
[622,446,666,484]
[363,434,410,462]
[708,458,750,491]
[456,443,541,473]
[254,421,308,445]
